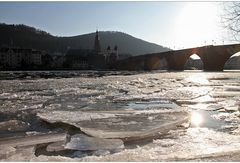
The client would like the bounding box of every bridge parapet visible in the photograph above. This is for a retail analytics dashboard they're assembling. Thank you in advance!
[115,43,240,71]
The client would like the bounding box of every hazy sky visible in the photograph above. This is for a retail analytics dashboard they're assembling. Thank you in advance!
[0,1,234,49]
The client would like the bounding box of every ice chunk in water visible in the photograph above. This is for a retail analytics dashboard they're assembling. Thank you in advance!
[65,134,124,151]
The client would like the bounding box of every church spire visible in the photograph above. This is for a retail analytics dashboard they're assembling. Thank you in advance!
[94,30,101,53]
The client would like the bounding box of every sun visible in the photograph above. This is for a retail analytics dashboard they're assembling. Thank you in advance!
[172,2,221,49]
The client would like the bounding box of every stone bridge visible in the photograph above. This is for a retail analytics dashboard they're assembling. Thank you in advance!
[115,43,240,71]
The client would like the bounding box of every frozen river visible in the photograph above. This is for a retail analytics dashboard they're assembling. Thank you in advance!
[0,70,240,161]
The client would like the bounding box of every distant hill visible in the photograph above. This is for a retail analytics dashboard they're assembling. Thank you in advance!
[0,23,170,56]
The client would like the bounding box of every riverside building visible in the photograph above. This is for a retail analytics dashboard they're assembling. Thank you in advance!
[0,47,43,68]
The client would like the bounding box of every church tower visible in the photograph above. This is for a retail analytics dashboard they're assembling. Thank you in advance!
[114,45,119,60]
[94,30,101,53]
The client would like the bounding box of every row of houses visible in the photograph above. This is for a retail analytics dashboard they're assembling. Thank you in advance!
[0,47,43,68]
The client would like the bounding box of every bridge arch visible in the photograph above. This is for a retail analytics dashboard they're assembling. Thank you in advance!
[166,49,205,71]
[196,44,240,71]
[224,52,240,70]
[184,53,203,70]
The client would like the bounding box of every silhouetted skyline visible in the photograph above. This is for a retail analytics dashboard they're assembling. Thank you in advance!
[0,1,236,49]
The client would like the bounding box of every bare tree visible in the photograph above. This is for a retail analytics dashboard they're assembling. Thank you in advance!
[221,2,240,41]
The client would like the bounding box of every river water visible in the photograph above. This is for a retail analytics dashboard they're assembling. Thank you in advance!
[0,70,240,161]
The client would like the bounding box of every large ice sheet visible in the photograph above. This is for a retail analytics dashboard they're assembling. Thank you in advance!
[37,110,189,139]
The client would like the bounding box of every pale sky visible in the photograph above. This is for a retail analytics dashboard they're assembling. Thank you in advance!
[0,1,236,49]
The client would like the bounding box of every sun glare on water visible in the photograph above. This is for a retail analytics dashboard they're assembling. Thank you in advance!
[186,74,209,84]
[173,2,221,49]
[191,112,203,127]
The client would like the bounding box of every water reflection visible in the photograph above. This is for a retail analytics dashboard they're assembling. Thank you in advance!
[190,110,227,129]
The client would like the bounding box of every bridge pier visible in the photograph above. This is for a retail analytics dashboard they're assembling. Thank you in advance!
[202,61,225,71]
[166,51,191,71]
[144,56,165,70]
[199,46,238,71]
